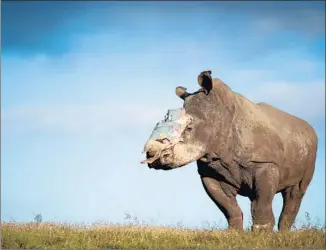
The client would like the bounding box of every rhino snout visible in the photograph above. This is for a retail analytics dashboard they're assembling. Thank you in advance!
[141,139,174,165]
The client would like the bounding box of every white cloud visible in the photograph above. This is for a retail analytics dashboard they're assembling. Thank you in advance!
[249,5,325,36]
[2,103,166,135]
[234,80,325,123]
[2,42,324,136]
[246,81,325,121]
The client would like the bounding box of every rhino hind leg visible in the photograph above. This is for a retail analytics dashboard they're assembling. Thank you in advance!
[278,184,305,231]
[200,176,243,230]
[250,163,279,232]
[278,165,314,231]
[278,164,315,231]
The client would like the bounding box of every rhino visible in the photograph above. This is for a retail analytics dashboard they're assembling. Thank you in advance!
[141,70,318,232]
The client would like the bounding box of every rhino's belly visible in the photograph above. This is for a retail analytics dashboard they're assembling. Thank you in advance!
[234,140,310,192]
[230,119,285,166]
[277,165,307,191]
[276,143,311,190]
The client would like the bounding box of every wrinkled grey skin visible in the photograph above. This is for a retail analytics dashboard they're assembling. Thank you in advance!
[144,70,318,232]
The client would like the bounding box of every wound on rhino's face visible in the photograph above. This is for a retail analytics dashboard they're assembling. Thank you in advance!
[141,77,215,170]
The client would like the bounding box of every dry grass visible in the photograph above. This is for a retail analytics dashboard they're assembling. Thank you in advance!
[1,221,325,249]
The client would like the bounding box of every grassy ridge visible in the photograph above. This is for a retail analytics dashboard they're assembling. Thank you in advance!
[2,222,325,249]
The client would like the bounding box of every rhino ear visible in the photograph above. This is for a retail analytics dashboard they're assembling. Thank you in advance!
[175,86,190,100]
[197,70,213,95]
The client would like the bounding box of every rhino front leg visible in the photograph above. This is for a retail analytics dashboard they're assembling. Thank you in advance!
[250,163,279,232]
[201,176,243,230]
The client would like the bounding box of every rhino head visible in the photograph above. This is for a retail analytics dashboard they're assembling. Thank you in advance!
[141,70,232,170]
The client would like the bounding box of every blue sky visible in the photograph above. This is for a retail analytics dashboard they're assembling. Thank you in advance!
[2,1,325,229]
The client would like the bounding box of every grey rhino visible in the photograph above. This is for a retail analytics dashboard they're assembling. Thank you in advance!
[142,70,318,232]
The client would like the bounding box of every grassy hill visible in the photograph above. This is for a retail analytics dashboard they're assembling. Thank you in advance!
[2,221,325,249]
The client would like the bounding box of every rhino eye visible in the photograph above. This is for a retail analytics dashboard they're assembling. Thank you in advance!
[186,125,193,131]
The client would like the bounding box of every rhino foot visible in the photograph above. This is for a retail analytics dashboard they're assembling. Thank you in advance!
[252,222,273,232]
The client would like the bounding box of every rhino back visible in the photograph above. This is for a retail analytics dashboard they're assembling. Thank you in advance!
[257,102,318,159]
[227,93,286,166]
[214,80,316,168]
[255,102,318,188]
[208,79,285,165]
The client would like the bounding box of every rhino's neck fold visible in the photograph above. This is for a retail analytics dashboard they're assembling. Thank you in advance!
[170,142,206,168]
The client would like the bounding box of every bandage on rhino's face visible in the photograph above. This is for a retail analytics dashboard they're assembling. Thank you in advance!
[142,71,219,170]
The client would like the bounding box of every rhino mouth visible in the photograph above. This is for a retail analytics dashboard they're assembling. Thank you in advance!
[142,138,206,170]
[143,142,176,170]
[146,152,174,170]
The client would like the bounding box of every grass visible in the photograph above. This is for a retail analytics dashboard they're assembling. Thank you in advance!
[1,220,325,249]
